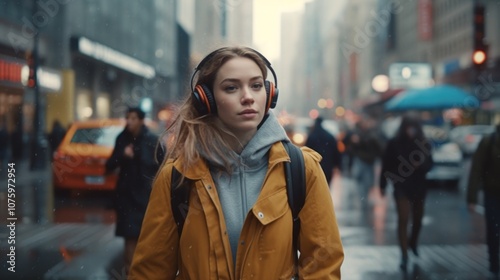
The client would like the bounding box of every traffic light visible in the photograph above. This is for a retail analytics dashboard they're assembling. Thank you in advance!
[473,5,487,69]
[473,5,485,49]
[26,52,36,88]
[473,49,486,65]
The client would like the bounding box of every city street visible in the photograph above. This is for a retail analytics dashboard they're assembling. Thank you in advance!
[332,160,491,280]
[0,159,494,279]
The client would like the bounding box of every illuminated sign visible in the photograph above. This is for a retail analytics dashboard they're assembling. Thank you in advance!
[389,63,433,89]
[72,36,156,79]
[21,66,62,92]
[0,59,23,85]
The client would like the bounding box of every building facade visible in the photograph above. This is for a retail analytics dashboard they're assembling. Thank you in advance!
[0,0,178,162]
[387,0,500,124]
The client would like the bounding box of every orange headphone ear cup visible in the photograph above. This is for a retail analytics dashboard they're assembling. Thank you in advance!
[265,81,279,111]
[193,84,217,116]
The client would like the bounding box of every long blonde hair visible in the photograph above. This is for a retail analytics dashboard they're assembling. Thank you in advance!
[163,46,269,174]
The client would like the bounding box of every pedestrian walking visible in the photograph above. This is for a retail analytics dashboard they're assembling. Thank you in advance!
[305,116,341,186]
[379,115,433,271]
[349,118,383,205]
[105,107,164,274]
[128,46,344,279]
[0,121,8,171]
[467,123,500,277]
[10,127,23,162]
[48,120,66,156]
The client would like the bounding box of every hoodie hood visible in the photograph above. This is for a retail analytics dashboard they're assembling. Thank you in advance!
[239,111,289,168]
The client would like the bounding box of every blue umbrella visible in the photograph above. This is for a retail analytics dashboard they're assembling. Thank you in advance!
[385,84,480,111]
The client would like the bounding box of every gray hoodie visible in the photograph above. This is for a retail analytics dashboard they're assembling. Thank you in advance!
[209,111,289,264]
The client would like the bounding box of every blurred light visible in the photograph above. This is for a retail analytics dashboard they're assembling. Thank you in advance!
[473,50,486,65]
[371,75,389,92]
[155,49,164,58]
[77,37,155,79]
[326,99,334,109]
[38,68,62,91]
[309,109,319,119]
[81,107,93,118]
[21,65,29,86]
[317,98,327,108]
[335,106,345,117]
[401,67,412,79]
[141,98,153,113]
[292,133,306,146]
[158,109,172,121]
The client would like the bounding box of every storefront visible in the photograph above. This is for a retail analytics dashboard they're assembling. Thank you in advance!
[0,54,30,160]
[69,36,157,122]
[0,49,63,161]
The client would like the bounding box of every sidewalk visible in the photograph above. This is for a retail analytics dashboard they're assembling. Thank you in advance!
[333,170,494,280]
[0,163,496,279]
[0,223,124,280]
[341,243,491,280]
[0,159,125,280]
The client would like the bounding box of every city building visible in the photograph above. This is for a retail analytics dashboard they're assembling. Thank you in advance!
[385,0,500,124]
[0,0,178,165]
[190,0,253,64]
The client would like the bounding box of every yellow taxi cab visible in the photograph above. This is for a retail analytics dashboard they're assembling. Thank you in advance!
[52,119,126,191]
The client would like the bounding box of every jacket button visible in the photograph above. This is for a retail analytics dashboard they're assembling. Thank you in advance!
[258,212,264,219]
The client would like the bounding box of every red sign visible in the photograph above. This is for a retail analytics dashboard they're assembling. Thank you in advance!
[418,0,433,41]
[0,59,23,85]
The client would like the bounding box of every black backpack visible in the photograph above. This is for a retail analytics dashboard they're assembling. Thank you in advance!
[170,140,305,268]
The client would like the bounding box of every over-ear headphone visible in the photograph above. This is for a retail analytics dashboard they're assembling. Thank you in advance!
[190,47,279,116]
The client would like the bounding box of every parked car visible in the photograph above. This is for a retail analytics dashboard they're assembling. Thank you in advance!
[52,119,125,192]
[449,124,495,157]
[423,125,463,188]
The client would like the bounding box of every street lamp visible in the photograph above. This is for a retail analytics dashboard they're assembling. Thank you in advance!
[30,0,47,170]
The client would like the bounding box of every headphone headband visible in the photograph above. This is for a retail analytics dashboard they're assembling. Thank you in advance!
[190,47,278,93]
[190,47,280,116]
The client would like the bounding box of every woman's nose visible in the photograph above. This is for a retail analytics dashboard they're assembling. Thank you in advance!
[241,86,254,103]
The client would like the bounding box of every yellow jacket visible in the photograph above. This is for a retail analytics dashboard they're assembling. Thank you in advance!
[129,142,344,279]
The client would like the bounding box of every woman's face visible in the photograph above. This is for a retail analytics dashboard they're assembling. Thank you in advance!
[213,57,267,142]
[406,126,417,138]
[126,111,143,136]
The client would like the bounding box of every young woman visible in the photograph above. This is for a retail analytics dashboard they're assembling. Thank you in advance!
[128,46,344,279]
[379,115,433,271]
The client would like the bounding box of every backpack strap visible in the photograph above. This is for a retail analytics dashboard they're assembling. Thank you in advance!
[170,167,191,237]
[282,140,306,273]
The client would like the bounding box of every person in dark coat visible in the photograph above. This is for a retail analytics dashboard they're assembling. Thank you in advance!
[48,120,66,156]
[305,116,341,186]
[0,122,8,170]
[379,115,433,271]
[467,123,500,277]
[105,107,164,273]
[350,118,383,204]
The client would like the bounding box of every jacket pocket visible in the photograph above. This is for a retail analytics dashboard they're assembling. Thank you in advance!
[252,188,288,225]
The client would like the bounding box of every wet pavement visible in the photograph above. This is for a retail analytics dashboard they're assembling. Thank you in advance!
[0,159,496,279]
[332,167,492,280]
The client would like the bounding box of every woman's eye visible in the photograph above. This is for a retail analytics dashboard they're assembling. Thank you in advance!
[252,83,263,90]
[224,85,237,92]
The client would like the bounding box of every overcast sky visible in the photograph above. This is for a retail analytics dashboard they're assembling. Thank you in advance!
[253,0,307,61]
